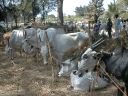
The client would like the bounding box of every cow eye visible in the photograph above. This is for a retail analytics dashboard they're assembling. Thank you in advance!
[83,54,88,59]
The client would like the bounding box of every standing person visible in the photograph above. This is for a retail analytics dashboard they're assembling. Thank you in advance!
[114,14,121,46]
[107,18,113,38]
[93,22,100,42]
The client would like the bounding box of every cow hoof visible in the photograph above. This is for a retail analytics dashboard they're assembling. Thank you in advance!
[58,73,61,77]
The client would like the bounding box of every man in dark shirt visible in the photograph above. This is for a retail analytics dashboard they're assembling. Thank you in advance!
[107,18,113,38]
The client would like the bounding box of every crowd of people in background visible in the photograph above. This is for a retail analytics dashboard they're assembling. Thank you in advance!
[92,14,128,47]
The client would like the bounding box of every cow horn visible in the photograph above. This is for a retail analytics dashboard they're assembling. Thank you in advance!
[91,38,103,47]
[91,39,105,50]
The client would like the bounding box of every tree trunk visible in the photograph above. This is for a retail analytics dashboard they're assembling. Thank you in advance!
[22,10,25,24]
[2,0,8,29]
[57,0,64,26]
[32,0,36,22]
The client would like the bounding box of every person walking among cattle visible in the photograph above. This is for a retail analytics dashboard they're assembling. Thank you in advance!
[114,14,121,46]
[92,21,100,42]
[106,18,113,38]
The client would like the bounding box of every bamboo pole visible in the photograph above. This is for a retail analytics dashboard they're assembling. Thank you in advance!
[45,31,55,88]
[35,26,39,64]
[22,26,28,63]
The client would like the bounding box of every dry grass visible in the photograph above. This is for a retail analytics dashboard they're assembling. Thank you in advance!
[0,44,118,96]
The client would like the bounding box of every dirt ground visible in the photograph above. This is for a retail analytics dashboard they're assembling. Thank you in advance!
[0,45,118,96]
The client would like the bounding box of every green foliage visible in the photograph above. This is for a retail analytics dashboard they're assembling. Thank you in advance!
[19,0,57,22]
[75,6,87,16]
[87,0,105,20]
[106,0,128,19]
[0,0,7,21]
[0,9,6,21]
[38,0,57,21]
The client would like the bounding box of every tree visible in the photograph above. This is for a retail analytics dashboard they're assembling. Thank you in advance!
[57,0,63,26]
[32,0,40,22]
[75,6,87,16]
[7,1,20,27]
[116,0,128,13]
[106,0,128,18]
[0,0,7,21]
[108,3,116,14]
[87,0,105,23]
[20,0,57,23]
[37,0,57,22]
[20,0,33,23]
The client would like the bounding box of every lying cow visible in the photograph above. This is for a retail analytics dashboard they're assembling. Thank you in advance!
[57,58,109,91]
[58,38,105,76]
[70,70,109,91]
[79,38,128,96]
[58,59,78,76]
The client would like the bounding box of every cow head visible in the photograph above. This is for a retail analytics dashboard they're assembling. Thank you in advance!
[58,59,78,77]
[23,28,37,40]
[79,38,105,71]
[22,39,36,55]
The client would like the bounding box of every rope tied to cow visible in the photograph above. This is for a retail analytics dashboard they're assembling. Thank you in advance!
[95,59,127,96]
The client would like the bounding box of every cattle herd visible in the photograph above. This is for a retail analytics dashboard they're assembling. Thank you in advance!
[0,26,128,96]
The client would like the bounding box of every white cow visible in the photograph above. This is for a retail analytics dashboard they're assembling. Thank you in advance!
[70,70,109,91]
[23,28,65,64]
[58,59,78,76]
[5,28,36,59]
[23,28,89,65]
[58,45,100,77]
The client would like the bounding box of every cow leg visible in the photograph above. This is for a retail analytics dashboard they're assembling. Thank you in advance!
[10,49,13,59]
[117,85,124,96]
[41,45,48,65]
